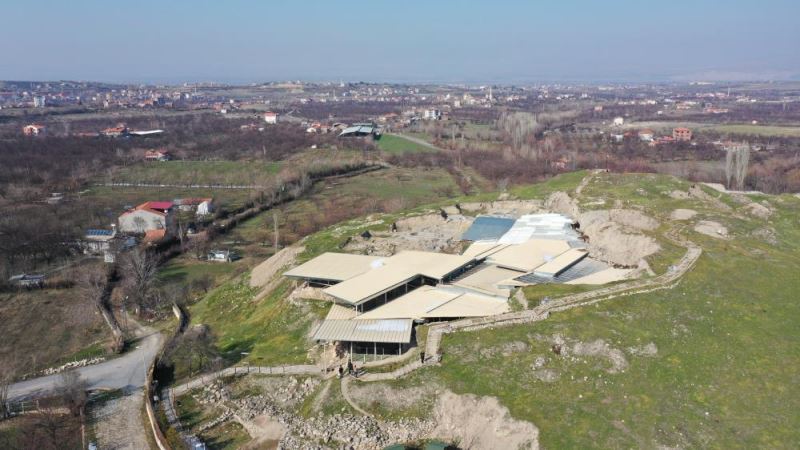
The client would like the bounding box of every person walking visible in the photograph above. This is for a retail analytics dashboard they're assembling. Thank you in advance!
[420,351,426,364]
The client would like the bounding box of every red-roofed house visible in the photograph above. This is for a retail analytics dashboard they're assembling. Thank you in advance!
[23,124,46,136]
[263,112,278,124]
[118,201,176,234]
[673,127,692,142]
[144,149,171,161]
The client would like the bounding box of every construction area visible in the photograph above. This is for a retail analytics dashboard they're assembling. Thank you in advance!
[285,212,639,357]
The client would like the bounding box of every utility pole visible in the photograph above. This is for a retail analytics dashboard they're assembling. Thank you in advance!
[273,212,279,252]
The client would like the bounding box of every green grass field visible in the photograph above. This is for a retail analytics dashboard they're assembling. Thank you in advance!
[109,160,283,185]
[377,134,436,154]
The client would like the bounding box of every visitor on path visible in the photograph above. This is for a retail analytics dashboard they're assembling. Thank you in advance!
[347,359,354,376]
[338,365,343,379]
[420,351,426,364]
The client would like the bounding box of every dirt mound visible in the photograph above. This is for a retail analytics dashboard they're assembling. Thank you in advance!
[433,391,539,450]
[694,220,729,239]
[610,209,659,231]
[344,214,471,256]
[744,202,772,219]
[670,209,697,221]
[455,199,542,217]
[251,246,304,287]
[545,191,579,217]
[581,221,660,266]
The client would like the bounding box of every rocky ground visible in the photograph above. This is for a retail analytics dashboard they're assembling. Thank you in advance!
[90,390,151,450]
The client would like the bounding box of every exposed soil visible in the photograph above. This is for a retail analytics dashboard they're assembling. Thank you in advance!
[670,209,698,221]
[250,246,304,288]
[343,213,471,256]
[694,221,729,239]
[432,390,540,450]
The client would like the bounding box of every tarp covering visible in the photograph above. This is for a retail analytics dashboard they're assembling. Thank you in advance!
[461,216,516,242]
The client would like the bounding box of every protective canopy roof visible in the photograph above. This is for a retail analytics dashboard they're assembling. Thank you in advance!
[461,216,516,241]
[312,319,413,343]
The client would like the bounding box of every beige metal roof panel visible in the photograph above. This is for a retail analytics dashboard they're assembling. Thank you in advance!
[325,303,359,320]
[533,248,589,277]
[423,293,509,318]
[284,252,381,282]
[322,250,476,305]
[461,242,510,259]
[322,264,417,305]
[452,264,518,297]
[486,239,571,272]
[389,251,476,279]
[354,286,460,320]
[312,319,413,343]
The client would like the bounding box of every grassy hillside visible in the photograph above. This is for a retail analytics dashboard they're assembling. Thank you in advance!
[363,173,800,448]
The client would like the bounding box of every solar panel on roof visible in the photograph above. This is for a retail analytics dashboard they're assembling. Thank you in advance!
[461,216,516,241]
[86,229,113,236]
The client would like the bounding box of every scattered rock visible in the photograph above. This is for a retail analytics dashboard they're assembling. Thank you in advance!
[751,227,778,245]
[627,342,658,357]
[569,339,629,374]
[668,190,690,199]
[532,369,560,383]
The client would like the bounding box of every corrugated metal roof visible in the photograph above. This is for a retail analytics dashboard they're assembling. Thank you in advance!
[284,253,381,282]
[322,251,475,305]
[486,239,571,272]
[423,292,509,318]
[312,319,413,343]
[326,303,359,320]
[533,248,588,277]
[354,286,459,320]
[461,216,516,241]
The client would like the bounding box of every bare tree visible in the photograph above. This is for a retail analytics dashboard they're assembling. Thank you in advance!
[0,369,10,420]
[75,265,123,352]
[58,370,87,418]
[121,248,159,313]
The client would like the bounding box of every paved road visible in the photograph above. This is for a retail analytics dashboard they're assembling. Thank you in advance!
[8,326,164,401]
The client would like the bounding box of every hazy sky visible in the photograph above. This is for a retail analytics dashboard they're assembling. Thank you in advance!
[2,0,798,84]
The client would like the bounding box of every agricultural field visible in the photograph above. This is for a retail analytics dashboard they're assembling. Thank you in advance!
[376,134,436,154]
[0,288,111,379]
[106,160,283,186]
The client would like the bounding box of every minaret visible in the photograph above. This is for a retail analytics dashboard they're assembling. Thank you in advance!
[489,86,493,102]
